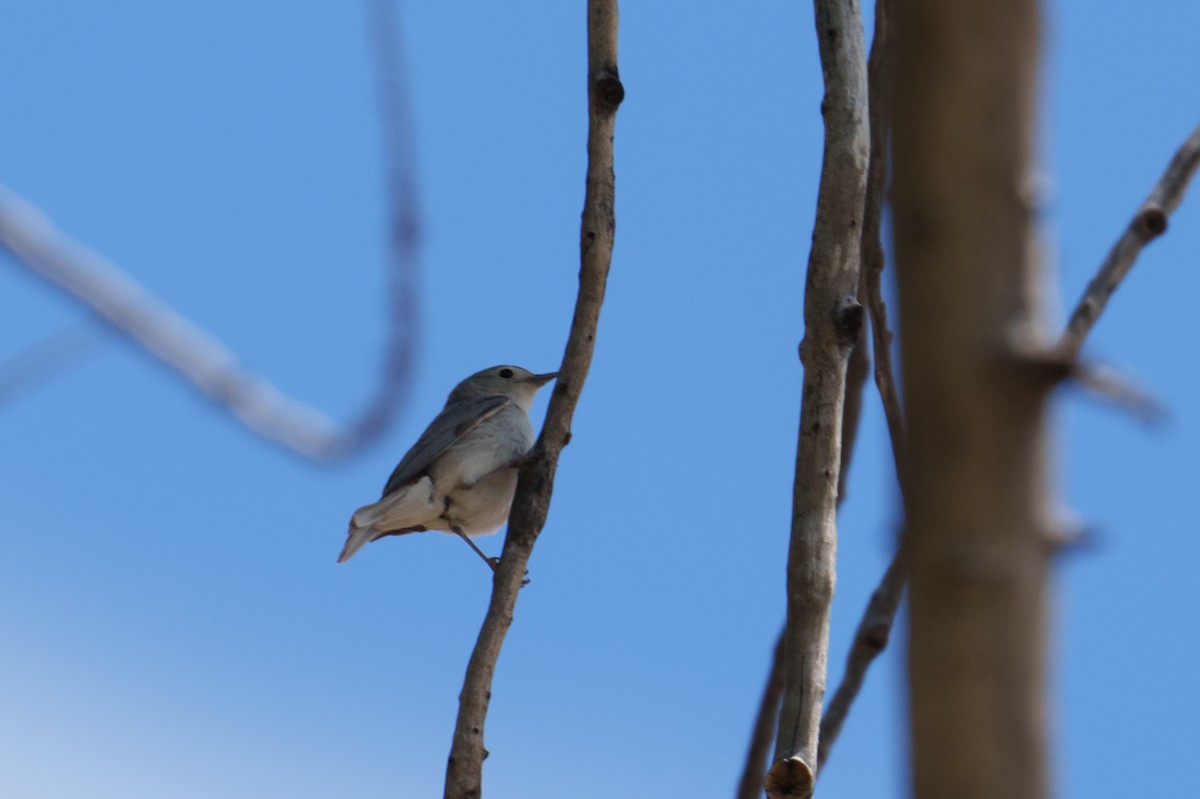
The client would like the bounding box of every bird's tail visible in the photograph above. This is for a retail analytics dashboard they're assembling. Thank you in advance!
[337,519,377,563]
[337,478,433,563]
[338,501,393,563]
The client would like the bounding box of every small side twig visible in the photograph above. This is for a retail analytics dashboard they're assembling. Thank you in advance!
[0,322,100,407]
[1057,123,1200,361]
[737,633,787,799]
[441,4,622,798]
[818,547,905,769]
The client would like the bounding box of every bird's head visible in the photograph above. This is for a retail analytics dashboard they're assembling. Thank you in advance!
[447,365,559,411]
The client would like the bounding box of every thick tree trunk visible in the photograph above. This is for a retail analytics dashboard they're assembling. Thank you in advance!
[891,1,1053,798]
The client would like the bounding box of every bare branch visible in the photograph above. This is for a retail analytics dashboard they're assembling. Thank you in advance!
[345,0,424,449]
[0,322,99,407]
[741,298,871,799]
[816,0,904,772]
[766,0,869,796]
[0,189,338,458]
[441,3,622,797]
[737,633,786,799]
[837,278,872,504]
[1057,123,1200,361]
[818,547,905,769]
[0,2,421,459]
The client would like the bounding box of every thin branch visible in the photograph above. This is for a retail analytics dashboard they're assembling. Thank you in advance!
[766,0,869,796]
[0,2,421,459]
[818,547,905,769]
[740,301,868,799]
[837,275,872,504]
[441,3,622,797]
[0,322,100,407]
[347,0,424,448]
[1057,122,1200,361]
[737,634,787,799]
[817,0,904,772]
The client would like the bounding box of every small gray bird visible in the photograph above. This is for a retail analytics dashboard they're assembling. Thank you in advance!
[337,365,558,565]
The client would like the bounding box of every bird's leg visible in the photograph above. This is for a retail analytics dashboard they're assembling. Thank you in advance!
[451,526,498,570]
[450,526,531,586]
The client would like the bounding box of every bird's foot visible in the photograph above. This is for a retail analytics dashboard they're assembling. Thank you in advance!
[486,557,532,586]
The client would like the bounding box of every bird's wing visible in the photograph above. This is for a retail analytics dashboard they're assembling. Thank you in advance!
[379,394,512,498]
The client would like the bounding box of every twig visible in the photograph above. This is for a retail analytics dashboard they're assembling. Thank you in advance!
[1057,123,1200,361]
[441,3,622,797]
[0,322,100,407]
[766,1,869,796]
[818,548,905,769]
[816,0,905,772]
[737,633,787,799]
[836,274,871,504]
[347,0,424,448]
[0,2,421,459]
[857,4,904,475]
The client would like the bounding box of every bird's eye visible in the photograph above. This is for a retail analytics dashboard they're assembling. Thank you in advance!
[499,368,514,379]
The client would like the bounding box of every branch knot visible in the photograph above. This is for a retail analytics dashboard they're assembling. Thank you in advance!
[593,66,624,109]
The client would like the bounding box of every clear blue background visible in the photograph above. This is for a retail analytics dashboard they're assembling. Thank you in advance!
[1,2,1197,797]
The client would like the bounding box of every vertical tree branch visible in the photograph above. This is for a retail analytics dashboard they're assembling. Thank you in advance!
[891,1,1052,798]
[765,1,869,797]
[740,310,868,799]
[350,0,424,449]
[816,0,902,771]
[442,3,622,798]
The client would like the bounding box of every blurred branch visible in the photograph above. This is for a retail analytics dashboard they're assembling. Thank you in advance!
[837,279,872,504]
[892,0,1052,796]
[766,0,869,796]
[0,1,421,459]
[442,2,622,797]
[0,322,99,407]
[818,546,905,769]
[1057,122,1200,361]
[737,633,787,799]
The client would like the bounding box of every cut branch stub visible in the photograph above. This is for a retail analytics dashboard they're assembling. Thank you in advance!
[765,756,815,799]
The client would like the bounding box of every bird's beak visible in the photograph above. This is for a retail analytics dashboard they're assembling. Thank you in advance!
[526,371,559,386]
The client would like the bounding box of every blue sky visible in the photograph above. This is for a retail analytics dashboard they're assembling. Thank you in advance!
[1,2,1198,797]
